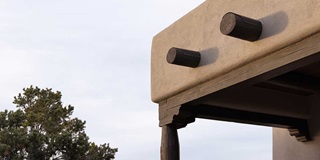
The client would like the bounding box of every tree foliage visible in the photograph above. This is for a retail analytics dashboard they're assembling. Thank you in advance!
[0,86,117,160]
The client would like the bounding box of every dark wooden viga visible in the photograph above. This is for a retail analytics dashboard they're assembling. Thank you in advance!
[220,12,263,41]
[166,47,201,68]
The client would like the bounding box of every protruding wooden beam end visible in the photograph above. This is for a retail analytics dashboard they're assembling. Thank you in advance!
[220,12,262,42]
[167,47,201,68]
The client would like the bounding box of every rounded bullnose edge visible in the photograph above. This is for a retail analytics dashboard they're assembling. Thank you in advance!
[220,12,237,35]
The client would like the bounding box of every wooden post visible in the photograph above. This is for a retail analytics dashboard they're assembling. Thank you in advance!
[161,125,180,160]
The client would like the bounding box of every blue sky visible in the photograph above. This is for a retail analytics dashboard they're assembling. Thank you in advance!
[0,1,271,159]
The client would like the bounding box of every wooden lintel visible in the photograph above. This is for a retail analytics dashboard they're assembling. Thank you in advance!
[256,72,320,95]
[159,105,196,129]
[193,105,310,142]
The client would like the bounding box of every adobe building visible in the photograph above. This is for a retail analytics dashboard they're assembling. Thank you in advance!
[151,0,320,159]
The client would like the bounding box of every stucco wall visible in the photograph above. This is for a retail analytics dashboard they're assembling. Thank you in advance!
[273,94,320,160]
[151,0,320,102]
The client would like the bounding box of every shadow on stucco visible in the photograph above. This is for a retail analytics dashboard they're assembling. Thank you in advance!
[259,11,288,39]
[198,47,219,67]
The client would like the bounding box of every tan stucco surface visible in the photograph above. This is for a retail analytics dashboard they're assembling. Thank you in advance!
[273,95,320,160]
[151,0,320,102]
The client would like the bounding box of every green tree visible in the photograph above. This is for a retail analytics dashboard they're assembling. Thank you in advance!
[0,86,117,160]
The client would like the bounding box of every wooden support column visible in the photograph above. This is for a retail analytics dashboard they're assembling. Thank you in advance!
[161,125,180,160]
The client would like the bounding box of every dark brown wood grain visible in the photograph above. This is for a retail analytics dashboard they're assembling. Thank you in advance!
[161,125,180,160]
